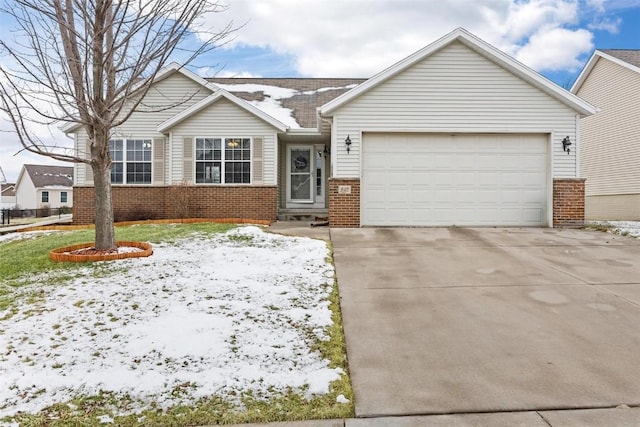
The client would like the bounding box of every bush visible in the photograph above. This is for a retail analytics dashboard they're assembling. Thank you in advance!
[113,206,159,222]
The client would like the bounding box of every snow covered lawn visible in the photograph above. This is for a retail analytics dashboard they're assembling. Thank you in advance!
[0,225,351,425]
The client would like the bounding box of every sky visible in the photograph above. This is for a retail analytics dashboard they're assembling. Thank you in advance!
[1,0,640,182]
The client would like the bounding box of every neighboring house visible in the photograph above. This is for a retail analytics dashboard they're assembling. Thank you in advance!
[571,49,640,220]
[65,28,595,227]
[15,165,74,210]
[1,183,16,208]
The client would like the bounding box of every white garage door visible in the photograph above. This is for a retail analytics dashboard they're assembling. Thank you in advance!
[362,133,549,226]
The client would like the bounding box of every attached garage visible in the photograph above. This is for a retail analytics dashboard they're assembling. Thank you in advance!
[320,28,597,228]
[361,133,549,226]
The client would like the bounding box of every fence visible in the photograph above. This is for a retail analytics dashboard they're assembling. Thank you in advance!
[0,207,72,225]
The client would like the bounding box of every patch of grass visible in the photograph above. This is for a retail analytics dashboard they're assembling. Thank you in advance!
[0,223,235,312]
[1,227,355,426]
[586,222,614,233]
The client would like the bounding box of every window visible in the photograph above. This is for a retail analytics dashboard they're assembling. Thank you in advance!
[195,137,250,184]
[60,191,68,203]
[109,139,152,184]
[41,191,49,203]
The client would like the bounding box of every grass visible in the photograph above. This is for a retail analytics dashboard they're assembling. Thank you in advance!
[585,221,630,237]
[0,223,354,426]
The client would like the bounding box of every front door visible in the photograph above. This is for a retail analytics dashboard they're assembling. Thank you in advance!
[286,145,325,208]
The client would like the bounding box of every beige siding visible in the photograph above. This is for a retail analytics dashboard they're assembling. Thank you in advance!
[577,58,640,196]
[170,98,279,185]
[586,194,640,220]
[74,72,212,185]
[331,41,578,178]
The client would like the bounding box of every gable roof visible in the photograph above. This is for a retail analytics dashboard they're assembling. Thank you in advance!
[320,27,596,117]
[21,164,73,188]
[602,49,640,68]
[60,62,217,133]
[1,183,16,197]
[208,78,365,129]
[571,49,640,93]
[157,89,291,133]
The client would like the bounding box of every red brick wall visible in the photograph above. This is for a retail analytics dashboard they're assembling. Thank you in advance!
[553,178,586,228]
[73,185,278,225]
[328,178,360,227]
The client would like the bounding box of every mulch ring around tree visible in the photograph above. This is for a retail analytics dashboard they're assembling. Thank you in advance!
[50,241,153,262]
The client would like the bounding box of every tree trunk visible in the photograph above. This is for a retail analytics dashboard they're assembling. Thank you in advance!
[92,160,116,251]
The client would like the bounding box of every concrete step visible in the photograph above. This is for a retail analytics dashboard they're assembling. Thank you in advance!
[277,209,328,222]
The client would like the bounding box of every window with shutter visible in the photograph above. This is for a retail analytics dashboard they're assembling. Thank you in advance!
[183,137,194,182]
[252,137,263,184]
[153,138,165,185]
[85,140,94,184]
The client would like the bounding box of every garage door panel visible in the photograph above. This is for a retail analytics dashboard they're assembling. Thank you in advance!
[362,133,548,226]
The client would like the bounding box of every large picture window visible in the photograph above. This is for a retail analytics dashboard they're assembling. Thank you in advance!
[109,139,152,184]
[195,137,250,184]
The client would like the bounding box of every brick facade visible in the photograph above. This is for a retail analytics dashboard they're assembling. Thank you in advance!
[553,178,586,228]
[72,185,278,225]
[328,178,360,227]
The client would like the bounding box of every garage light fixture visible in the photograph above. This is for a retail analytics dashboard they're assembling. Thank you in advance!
[562,136,572,155]
[345,135,352,154]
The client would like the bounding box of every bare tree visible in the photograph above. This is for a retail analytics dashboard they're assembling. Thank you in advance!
[0,0,232,249]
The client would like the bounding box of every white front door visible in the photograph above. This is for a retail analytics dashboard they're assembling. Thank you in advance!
[287,145,325,208]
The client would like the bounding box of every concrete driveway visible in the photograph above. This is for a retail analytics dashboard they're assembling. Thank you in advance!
[331,227,640,418]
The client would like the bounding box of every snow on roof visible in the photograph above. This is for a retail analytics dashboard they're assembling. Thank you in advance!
[215,83,300,128]
[209,78,366,129]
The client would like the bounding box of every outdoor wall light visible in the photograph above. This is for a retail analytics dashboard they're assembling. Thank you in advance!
[562,136,572,155]
[345,135,352,154]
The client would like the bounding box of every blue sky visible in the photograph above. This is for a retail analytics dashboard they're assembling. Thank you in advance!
[1,0,640,181]
[193,0,640,88]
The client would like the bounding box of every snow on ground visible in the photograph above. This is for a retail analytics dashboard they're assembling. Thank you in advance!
[0,226,342,419]
[588,220,640,238]
[0,230,58,243]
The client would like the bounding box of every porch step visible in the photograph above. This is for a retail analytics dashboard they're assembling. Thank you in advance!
[277,209,328,222]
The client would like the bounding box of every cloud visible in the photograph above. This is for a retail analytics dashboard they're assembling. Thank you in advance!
[198,66,262,78]
[588,16,621,33]
[515,27,593,72]
[198,0,599,77]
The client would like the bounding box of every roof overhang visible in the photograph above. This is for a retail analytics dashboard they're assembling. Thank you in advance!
[320,27,596,118]
[571,50,640,94]
[157,89,289,133]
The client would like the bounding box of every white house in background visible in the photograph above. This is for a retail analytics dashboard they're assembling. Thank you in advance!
[15,164,74,209]
[1,183,16,208]
[65,27,596,227]
[571,49,640,220]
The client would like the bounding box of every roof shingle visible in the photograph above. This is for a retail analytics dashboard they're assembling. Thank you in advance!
[23,165,74,188]
[601,49,640,68]
[208,78,366,129]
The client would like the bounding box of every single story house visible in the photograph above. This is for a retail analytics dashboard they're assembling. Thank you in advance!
[15,164,74,210]
[66,28,595,227]
[1,183,16,209]
[571,49,640,220]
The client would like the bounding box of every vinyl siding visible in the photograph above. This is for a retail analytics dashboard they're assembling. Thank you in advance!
[170,98,279,185]
[576,57,640,196]
[330,41,578,178]
[15,175,37,209]
[74,72,212,185]
[586,194,640,220]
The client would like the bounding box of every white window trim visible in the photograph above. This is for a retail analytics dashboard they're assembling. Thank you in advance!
[109,138,153,185]
[194,136,253,185]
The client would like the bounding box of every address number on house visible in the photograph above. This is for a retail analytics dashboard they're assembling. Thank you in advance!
[338,185,352,194]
